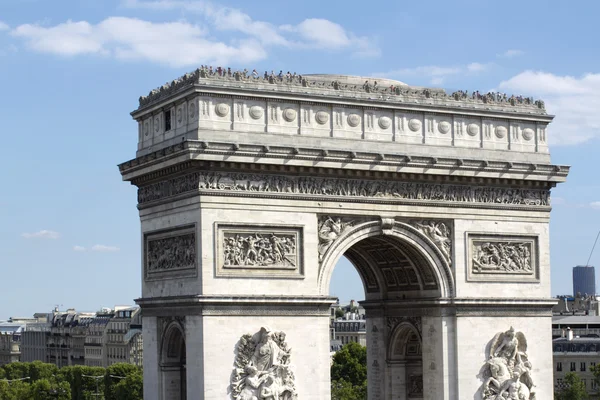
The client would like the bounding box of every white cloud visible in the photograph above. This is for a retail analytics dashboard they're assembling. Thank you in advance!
[373,65,462,85]
[73,245,86,252]
[10,17,267,67]
[498,49,524,58]
[467,62,490,73]
[124,0,378,57]
[21,230,60,239]
[0,21,9,31]
[590,201,600,209]
[499,71,600,145]
[91,244,120,252]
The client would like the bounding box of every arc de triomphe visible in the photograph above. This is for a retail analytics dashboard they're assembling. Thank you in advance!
[119,70,568,400]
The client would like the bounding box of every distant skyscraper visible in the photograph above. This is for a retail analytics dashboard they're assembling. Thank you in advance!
[573,265,596,296]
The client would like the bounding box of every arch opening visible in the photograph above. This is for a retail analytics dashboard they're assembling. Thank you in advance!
[160,323,187,400]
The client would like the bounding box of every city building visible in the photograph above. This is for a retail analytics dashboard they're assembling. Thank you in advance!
[106,306,141,366]
[20,322,50,363]
[85,309,113,367]
[47,309,95,368]
[573,265,596,297]
[553,315,600,339]
[553,334,600,397]
[331,318,367,347]
[0,321,25,365]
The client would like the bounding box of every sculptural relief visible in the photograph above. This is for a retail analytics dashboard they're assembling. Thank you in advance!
[438,121,451,134]
[378,116,392,130]
[347,113,361,127]
[249,105,264,120]
[315,111,329,125]
[137,171,551,209]
[495,126,507,139]
[230,327,298,400]
[522,128,534,141]
[145,227,196,279]
[480,327,535,400]
[472,240,533,274]
[282,108,297,122]
[216,103,230,117]
[468,123,480,136]
[318,216,355,262]
[411,220,452,263]
[408,118,422,132]
[222,230,297,269]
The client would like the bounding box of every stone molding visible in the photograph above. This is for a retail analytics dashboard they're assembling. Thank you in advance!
[467,234,539,283]
[136,67,546,114]
[144,224,197,281]
[135,295,335,317]
[215,223,304,279]
[119,142,568,182]
[136,170,551,211]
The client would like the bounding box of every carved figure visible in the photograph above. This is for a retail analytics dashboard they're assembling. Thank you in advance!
[472,242,532,274]
[223,232,296,268]
[231,327,297,400]
[146,233,196,272]
[413,221,451,262]
[481,327,535,400]
[138,171,551,209]
[318,217,354,261]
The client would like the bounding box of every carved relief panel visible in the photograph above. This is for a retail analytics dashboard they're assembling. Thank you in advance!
[467,234,538,282]
[216,224,303,278]
[144,224,197,281]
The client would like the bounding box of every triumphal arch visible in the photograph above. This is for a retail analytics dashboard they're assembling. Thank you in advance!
[119,69,568,399]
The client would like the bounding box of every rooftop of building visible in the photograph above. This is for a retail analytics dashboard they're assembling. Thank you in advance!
[553,315,600,325]
[135,67,547,116]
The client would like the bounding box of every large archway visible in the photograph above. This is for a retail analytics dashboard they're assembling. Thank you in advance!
[323,219,452,399]
[160,322,187,400]
[122,70,566,399]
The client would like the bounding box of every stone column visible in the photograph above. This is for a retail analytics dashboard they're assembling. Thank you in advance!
[185,315,204,398]
[421,314,457,400]
[387,360,407,400]
[367,316,386,399]
[142,316,160,400]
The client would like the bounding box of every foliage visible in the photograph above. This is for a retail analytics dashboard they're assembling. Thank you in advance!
[335,308,345,319]
[0,362,143,400]
[331,342,367,400]
[331,378,367,400]
[555,372,589,400]
[114,371,143,400]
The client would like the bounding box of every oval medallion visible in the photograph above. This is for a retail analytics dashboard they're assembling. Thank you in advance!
[347,113,361,127]
[378,116,392,130]
[215,103,230,117]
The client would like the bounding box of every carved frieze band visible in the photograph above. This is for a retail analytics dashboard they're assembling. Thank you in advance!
[468,234,538,283]
[137,170,550,209]
[144,225,197,281]
[216,224,303,278]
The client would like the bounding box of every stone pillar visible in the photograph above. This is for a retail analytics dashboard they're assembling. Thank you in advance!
[387,360,407,400]
[421,314,457,400]
[142,316,160,400]
[185,315,204,398]
[367,316,386,399]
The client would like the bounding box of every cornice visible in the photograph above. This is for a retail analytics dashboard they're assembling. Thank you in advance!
[118,141,569,185]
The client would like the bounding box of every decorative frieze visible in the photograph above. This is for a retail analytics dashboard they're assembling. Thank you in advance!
[137,170,551,209]
[144,225,197,280]
[230,327,298,400]
[468,235,538,282]
[317,216,356,262]
[216,224,303,278]
[480,327,535,400]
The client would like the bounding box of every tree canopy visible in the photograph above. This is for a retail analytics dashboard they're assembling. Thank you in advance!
[555,372,589,400]
[331,342,367,400]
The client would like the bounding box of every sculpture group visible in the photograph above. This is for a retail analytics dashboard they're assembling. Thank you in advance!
[223,233,296,268]
[481,327,535,400]
[473,243,532,274]
[231,327,298,400]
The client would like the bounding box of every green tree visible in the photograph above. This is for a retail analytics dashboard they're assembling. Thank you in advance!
[30,379,71,400]
[0,379,33,400]
[113,371,143,400]
[104,363,141,400]
[1,362,30,380]
[335,308,345,319]
[331,342,367,400]
[555,372,588,400]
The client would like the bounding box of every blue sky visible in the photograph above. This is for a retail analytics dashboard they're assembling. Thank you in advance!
[1,0,599,318]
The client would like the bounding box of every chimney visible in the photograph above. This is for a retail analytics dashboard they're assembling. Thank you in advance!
[567,327,574,341]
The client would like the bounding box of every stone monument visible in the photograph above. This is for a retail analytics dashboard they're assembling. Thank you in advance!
[118,68,568,399]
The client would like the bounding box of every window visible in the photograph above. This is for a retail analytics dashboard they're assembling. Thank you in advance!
[557,362,562,372]
[581,362,586,372]
[165,110,172,131]
[571,362,576,372]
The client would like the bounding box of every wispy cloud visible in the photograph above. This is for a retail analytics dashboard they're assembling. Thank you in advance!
[498,49,524,58]
[10,17,266,67]
[91,244,120,252]
[499,71,600,145]
[0,21,9,31]
[590,201,600,210]
[21,230,60,239]
[373,62,489,85]
[73,245,86,252]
